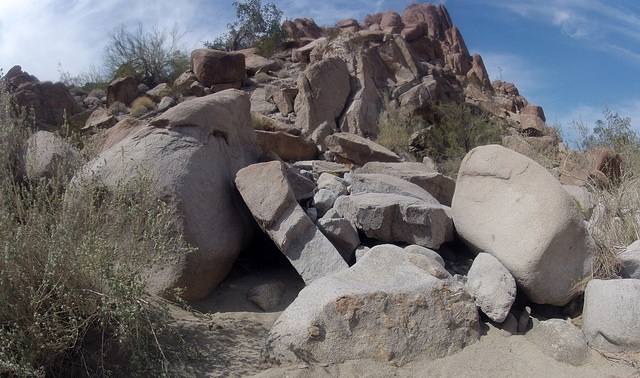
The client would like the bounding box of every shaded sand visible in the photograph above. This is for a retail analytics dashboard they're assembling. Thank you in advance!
[171,263,640,378]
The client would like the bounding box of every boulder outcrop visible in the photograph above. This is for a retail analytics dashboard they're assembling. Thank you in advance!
[452,145,595,306]
[190,49,246,88]
[335,193,452,249]
[107,76,138,107]
[264,244,480,366]
[71,90,260,300]
[294,57,350,143]
[2,65,81,127]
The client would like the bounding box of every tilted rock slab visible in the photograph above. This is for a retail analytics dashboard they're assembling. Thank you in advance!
[451,145,595,306]
[335,193,452,249]
[355,161,455,206]
[264,244,480,366]
[466,253,517,323]
[70,90,260,301]
[235,161,348,284]
[582,279,640,352]
[325,132,401,166]
[294,57,350,144]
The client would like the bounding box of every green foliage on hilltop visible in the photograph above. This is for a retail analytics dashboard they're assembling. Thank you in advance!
[574,105,639,152]
[204,0,288,57]
[103,22,190,87]
[377,100,506,177]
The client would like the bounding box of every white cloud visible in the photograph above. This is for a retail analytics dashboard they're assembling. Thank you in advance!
[487,0,640,63]
[0,0,232,81]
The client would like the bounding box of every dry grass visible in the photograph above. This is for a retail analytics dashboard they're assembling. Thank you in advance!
[130,96,155,117]
[254,72,273,84]
[0,87,192,376]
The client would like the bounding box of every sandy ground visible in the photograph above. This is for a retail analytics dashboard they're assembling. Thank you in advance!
[170,263,640,378]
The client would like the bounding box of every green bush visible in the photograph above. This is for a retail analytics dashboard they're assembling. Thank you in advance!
[205,0,288,56]
[0,87,191,376]
[376,102,425,154]
[377,98,506,177]
[104,22,190,87]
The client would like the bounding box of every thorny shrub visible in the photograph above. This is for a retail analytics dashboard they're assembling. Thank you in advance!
[0,86,192,376]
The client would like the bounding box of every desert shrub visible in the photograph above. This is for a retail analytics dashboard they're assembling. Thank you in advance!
[254,72,273,84]
[130,96,155,117]
[104,22,190,87]
[205,0,288,57]
[0,88,191,376]
[378,98,506,177]
[420,102,506,169]
[107,101,127,116]
[574,106,640,279]
[376,102,425,153]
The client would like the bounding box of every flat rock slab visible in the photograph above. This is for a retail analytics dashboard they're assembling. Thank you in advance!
[335,193,452,249]
[325,132,401,166]
[235,161,348,284]
[264,244,480,366]
[351,173,440,204]
[355,161,455,206]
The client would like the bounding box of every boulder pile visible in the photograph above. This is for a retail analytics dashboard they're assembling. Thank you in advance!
[3,0,638,372]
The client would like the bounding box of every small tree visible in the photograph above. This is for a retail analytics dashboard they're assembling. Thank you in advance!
[205,0,287,56]
[573,105,638,152]
[103,22,190,87]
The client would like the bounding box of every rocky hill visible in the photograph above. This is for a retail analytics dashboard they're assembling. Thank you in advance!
[1,2,639,376]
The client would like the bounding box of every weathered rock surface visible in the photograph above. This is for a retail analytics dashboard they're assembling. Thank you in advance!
[355,162,455,206]
[452,145,595,306]
[562,184,596,219]
[582,279,640,352]
[255,130,317,162]
[404,244,445,267]
[317,216,360,262]
[21,131,80,181]
[335,193,452,249]
[325,133,402,165]
[240,48,280,75]
[466,253,516,323]
[235,161,348,284]
[83,106,117,130]
[294,57,350,143]
[317,172,349,197]
[619,240,640,279]
[71,90,259,300]
[351,173,440,204]
[264,244,480,366]
[190,49,246,88]
[107,76,138,107]
[313,189,338,217]
[247,282,286,311]
[526,319,590,366]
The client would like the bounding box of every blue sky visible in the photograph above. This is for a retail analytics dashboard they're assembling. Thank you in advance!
[1,0,639,145]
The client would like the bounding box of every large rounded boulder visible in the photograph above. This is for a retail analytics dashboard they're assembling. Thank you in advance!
[70,90,259,300]
[451,145,595,306]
